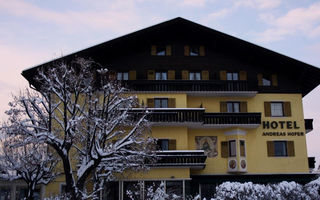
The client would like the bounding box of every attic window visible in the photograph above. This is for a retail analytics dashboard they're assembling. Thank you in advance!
[156,46,166,56]
[190,46,199,56]
[262,77,271,86]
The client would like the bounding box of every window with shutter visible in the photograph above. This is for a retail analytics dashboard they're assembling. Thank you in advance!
[182,70,189,80]
[147,98,154,108]
[201,70,209,80]
[220,102,227,112]
[168,70,175,80]
[264,102,271,117]
[240,140,246,157]
[129,70,136,80]
[283,102,291,117]
[199,46,205,56]
[169,139,176,150]
[220,71,227,80]
[147,70,155,80]
[184,46,190,56]
[221,141,229,158]
[239,71,247,80]
[267,141,275,157]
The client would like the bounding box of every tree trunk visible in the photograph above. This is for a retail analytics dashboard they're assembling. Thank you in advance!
[60,154,79,200]
[26,182,34,200]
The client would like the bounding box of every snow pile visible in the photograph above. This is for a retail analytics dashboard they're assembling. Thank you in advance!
[214,178,320,200]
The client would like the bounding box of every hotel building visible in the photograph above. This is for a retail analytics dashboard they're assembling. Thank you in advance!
[19,17,320,199]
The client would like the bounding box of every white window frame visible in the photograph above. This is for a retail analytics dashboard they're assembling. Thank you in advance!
[227,72,239,81]
[271,102,283,117]
[155,72,167,80]
[117,72,129,80]
[227,102,240,113]
[189,72,201,80]
[229,140,237,157]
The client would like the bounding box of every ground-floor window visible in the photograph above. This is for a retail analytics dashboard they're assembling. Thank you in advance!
[200,183,217,199]
[104,180,187,200]
[0,188,10,200]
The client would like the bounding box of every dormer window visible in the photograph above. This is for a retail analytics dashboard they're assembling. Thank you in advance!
[117,72,129,80]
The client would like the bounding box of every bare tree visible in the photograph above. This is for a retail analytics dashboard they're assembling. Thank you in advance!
[0,133,58,200]
[2,58,155,199]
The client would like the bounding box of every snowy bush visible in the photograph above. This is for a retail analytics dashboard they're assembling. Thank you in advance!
[304,177,320,200]
[214,177,320,200]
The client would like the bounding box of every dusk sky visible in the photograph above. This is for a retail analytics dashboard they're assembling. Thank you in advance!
[1,0,320,167]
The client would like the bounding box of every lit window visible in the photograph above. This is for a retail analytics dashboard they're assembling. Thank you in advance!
[156,46,166,56]
[156,72,167,80]
[189,72,201,80]
[227,72,239,81]
[274,141,287,156]
[271,102,283,117]
[117,72,128,80]
[227,102,240,113]
[154,98,168,108]
[229,140,236,157]
[190,46,199,56]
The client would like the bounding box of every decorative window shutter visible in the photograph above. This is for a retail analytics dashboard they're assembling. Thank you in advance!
[220,102,227,112]
[283,102,292,117]
[169,139,177,150]
[220,70,227,80]
[272,74,278,86]
[108,71,116,81]
[264,102,271,117]
[147,70,155,80]
[168,98,176,108]
[267,141,275,157]
[151,45,157,55]
[168,70,175,80]
[166,45,172,56]
[147,98,154,108]
[240,102,248,113]
[129,70,136,80]
[257,73,263,86]
[201,70,209,80]
[199,46,205,56]
[239,71,247,80]
[184,45,190,56]
[182,70,189,80]
[287,141,295,157]
[221,141,229,158]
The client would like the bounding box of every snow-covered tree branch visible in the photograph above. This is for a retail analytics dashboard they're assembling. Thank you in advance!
[1,58,156,200]
[0,133,58,200]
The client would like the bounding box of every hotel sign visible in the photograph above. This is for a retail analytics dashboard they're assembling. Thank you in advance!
[262,121,304,136]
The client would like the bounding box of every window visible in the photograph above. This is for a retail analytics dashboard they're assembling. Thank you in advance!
[240,140,246,157]
[117,72,128,80]
[227,72,239,81]
[229,140,236,157]
[156,46,166,56]
[267,141,295,157]
[227,102,240,113]
[157,139,169,150]
[60,183,66,194]
[274,141,287,157]
[271,102,283,117]
[155,72,167,80]
[154,98,168,108]
[189,72,201,80]
[190,46,199,56]
[166,181,183,199]
[262,77,271,86]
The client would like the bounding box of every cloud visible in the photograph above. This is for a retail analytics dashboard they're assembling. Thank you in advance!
[0,0,146,34]
[235,0,281,10]
[257,2,320,43]
[179,0,207,7]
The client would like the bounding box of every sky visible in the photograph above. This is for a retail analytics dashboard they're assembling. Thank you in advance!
[0,0,320,167]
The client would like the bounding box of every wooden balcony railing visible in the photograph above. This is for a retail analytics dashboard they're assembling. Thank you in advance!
[203,113,262,125]
[129,109,262,127]
[149,150,207,169]
[124,80,257,92]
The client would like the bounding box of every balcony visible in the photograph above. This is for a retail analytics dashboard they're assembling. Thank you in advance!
[203,113,262,128]
[124,80,257,97]
[130,109,261,128]
[305,119,313,133]
[149,150,207,169]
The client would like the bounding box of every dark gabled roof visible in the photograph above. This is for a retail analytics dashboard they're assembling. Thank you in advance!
[22,17,320,97]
